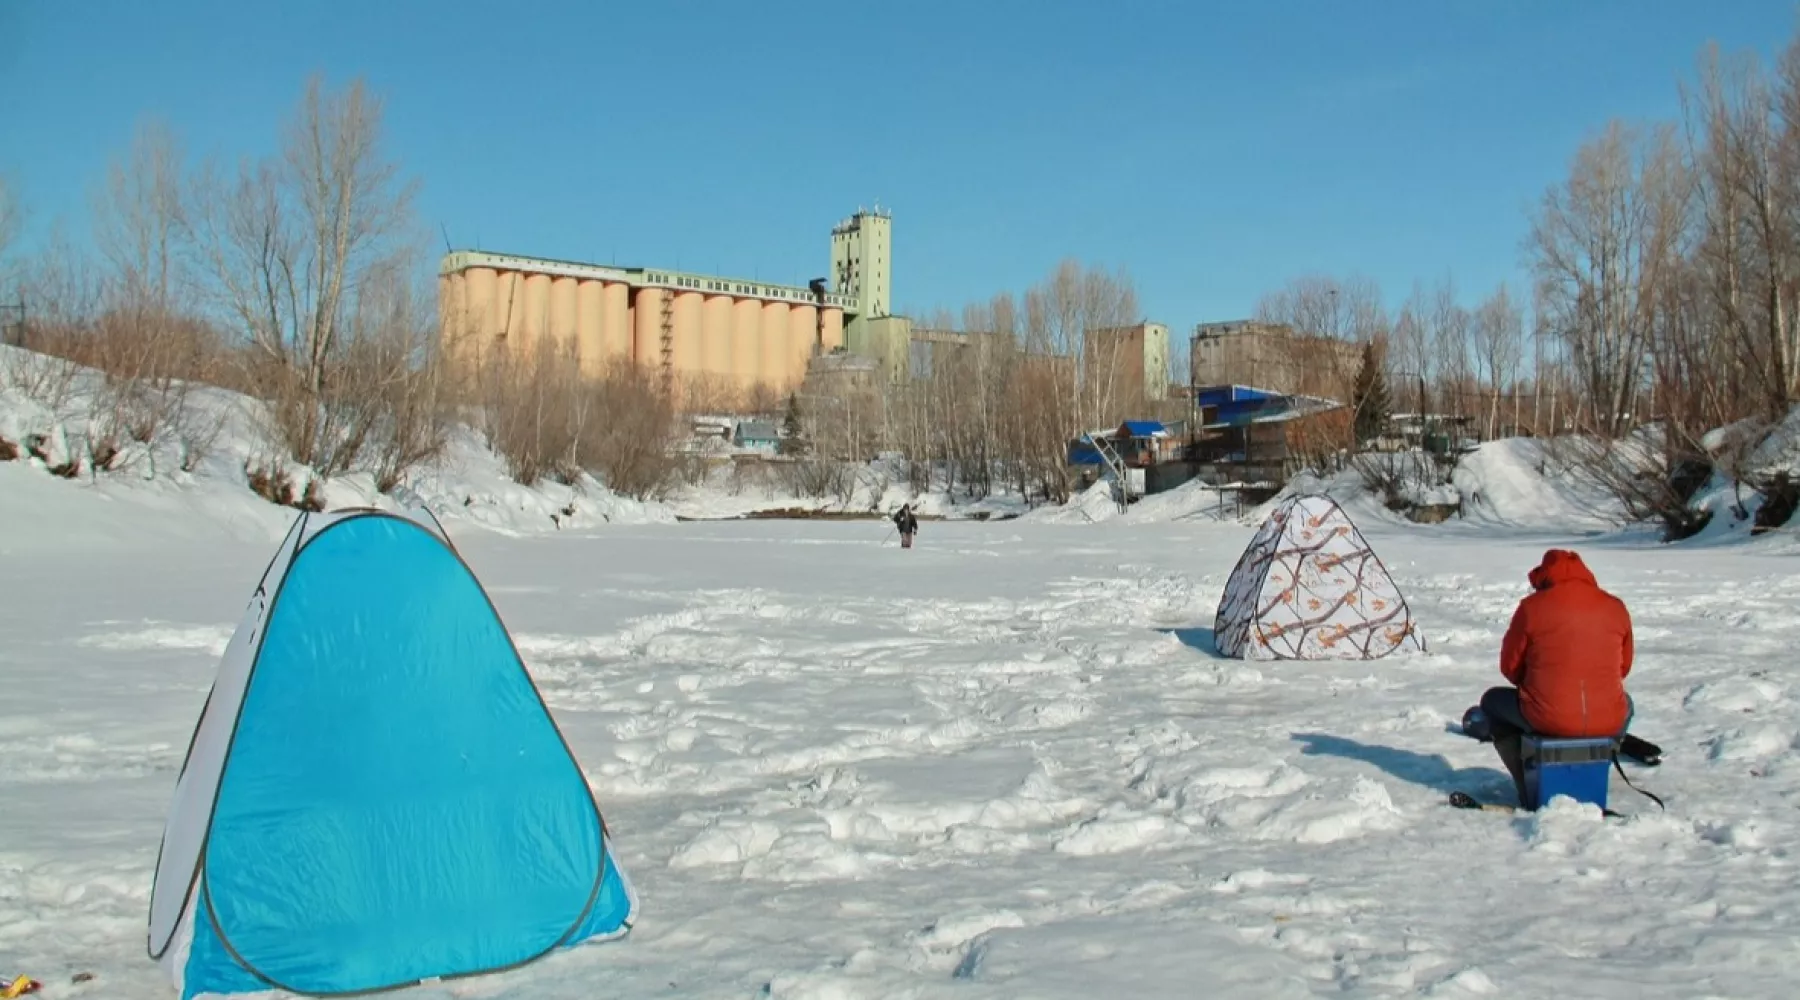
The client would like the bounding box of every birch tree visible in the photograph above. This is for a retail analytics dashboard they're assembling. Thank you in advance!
[1529,120,1688,437]
[1471,283,1525,439]
[1683,42,1800,421]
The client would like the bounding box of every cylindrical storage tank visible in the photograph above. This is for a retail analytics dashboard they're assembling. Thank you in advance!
[521,273,552,355]
[550,276,579,351]
[758,300,787,392]
[576,280,606,377]
[672,291,704,377]
[761,301,792,391]
[702,295,733,382]
[437,274,459,362]
[603,281,631,364]
[501,272,529,350]
[633,288,666,369]
[443,273,476,370]
[733,297,763,387]
[821,308,845,353]
[462,266,498,341]
[788,304,817,387]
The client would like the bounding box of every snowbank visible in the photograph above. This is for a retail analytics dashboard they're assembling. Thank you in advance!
[1028,438,1656,539]
[1451,438,1621,530]
[398,430,675,535]
[1118,478,1240,524]
[0,345,673,542]
[1020,480,1124,524]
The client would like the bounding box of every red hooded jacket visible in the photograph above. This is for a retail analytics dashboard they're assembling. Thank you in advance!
[1498,549,1634,737]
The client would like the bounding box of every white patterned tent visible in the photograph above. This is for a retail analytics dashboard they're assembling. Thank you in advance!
[1214,494,1425,660]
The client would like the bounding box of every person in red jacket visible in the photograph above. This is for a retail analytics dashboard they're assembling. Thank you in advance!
[1480,548,1635,803]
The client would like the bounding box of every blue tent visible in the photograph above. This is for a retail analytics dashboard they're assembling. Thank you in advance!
[147,506,636,999]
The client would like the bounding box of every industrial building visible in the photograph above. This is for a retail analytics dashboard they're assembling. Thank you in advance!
[1085,323,1171,403]
[1189,320,1361,399]
[439,206,1175,411]
[438,210,897,402]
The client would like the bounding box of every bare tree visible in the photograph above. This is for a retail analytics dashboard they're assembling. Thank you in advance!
[1471,283,1525,439]
[1009,260,1139,501]
[92,119,189,311]
[1391,283,1432,415]
[1426,275,1473,423]
[77,118,228,475]
[1681,41,1800,422]
[1254,272,1387,406]
[1529,120,1689,438]
[191,74,424,472]
[5,230,102,412]
[1255,273,1387,342]
[355,276,455,492]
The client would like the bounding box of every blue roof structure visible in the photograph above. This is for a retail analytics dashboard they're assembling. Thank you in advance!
[1194,385,1286,408]
[1195,384,1341,430]
[1119,420,1167,437]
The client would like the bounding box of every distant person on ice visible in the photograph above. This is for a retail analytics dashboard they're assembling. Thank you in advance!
[1475,548,1635,804]
[893,504,919,549]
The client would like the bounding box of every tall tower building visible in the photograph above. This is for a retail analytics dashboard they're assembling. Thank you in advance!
[829,207,906,380]
[830,207,892,319]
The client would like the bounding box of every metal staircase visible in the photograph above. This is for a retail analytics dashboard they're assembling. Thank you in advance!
[658,291,677,396]
[1088,433,1131,513]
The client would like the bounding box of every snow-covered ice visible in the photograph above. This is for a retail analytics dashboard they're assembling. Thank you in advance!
[5,480,1800,998]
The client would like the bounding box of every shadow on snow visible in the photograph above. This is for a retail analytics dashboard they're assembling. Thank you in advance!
[1291,731,1512,798]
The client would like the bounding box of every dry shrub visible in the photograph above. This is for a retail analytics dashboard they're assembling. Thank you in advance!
[1562,431,1713,541]
[296,476,326,512]
[1349,450,1446,512]
[356,337,458,494]
[678,371,745,416]
[785,458,851,500]
[3,352,81,414]
[672,453,714,490]
[0,436,17,461]
[173,399,227,473]
[247,362,379,482]
[245,457,297,506]
[475,337,586,487]
[5,300,229,479]
[728,457,778,498]
[575,359,680,500]
[242,457,329,511]
[235,314,454,488]
[476,340,679,498]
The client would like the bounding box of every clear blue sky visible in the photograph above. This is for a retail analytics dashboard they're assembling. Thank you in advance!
[1,0,1794,329]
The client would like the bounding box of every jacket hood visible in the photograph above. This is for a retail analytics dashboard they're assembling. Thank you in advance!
[1528,549,1597,590]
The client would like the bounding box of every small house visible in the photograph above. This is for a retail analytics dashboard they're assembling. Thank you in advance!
[733,420,781,453]
[1112,420,1183,467]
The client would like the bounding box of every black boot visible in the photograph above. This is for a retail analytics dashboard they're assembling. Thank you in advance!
[1494,733,1528,807]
